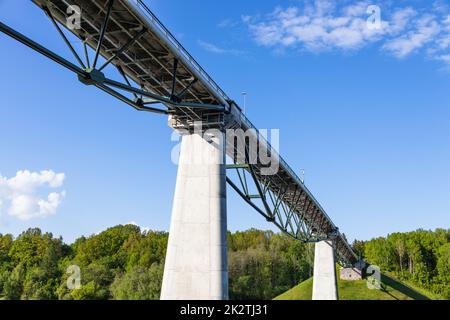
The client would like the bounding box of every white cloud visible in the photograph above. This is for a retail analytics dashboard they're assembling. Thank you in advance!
[0,170,66,221]
[246,1,387,52]
[126,221,150,234]
[198,40,245,56]
[218,19,239,28]
[388,7,417,34]
[445,15,450,25]
[198,40,227,54]
[243,1,450,67]
[436,15,450,49]
[436,53,450,68]
[383,15,441,58]
[438,54,450,62]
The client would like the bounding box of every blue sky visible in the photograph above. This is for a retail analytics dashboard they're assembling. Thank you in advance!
[0,0,449,243]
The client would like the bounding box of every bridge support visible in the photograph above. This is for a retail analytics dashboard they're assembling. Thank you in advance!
[312,240,338,300]
[161,130,228,300]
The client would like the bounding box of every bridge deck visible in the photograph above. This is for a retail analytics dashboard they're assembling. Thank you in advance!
[30,0,357,266]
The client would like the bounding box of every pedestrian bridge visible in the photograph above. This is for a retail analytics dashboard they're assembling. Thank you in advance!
[0,0,359,300]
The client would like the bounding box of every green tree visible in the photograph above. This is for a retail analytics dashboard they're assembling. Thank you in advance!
[435,243,450,298]
[22,266,57,300]
[71,281,101,300]
[364,237,396,270]
[388,233,407,273]
[1,226,448,300]
[3,264,25,300]
[228,230,312,300]
[111,264,163,300]
[352,240,366,260]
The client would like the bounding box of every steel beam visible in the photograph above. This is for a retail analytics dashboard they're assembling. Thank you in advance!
[93,0,114,68]
[44,6,86,69]
[98,27,147,71]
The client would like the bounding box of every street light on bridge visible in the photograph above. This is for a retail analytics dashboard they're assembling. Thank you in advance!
[241,91,247,114]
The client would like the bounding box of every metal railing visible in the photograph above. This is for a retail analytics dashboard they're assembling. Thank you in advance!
[134,2,299,186]
[135,0,230,104]
[134,0,356,262]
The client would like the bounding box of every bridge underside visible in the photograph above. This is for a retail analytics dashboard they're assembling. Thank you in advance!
[5,0,357,267]
[0,0,360,301]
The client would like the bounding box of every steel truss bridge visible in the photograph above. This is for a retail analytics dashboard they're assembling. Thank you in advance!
[0,0,358,267]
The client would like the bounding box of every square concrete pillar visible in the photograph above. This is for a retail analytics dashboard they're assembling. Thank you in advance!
[312,240,338,300]
[160,130,228,300]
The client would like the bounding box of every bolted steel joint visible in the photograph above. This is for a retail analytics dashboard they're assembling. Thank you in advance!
[78,68,106,86]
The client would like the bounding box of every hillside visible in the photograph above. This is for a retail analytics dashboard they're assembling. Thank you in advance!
[275,273,437,300]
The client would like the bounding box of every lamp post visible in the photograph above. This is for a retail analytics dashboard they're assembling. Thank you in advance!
[241,91,247,114]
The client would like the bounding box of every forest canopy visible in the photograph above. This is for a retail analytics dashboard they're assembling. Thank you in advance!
[0,226,448,300]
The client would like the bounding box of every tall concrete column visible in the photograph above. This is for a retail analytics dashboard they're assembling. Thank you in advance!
[312,240,338,300]
[161,130,228,300]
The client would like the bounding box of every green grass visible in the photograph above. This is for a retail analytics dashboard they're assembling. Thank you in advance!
[382,272,444,300]
[275,277,314,300]
[275,272,436,300]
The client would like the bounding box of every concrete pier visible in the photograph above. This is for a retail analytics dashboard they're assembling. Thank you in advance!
[312,240,338,300]
[160,130,228,300]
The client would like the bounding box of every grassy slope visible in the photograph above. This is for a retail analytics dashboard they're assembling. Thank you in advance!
[383,272,444,300]
[275,273,437,300]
